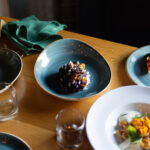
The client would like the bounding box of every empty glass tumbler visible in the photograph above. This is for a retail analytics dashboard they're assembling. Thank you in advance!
[0,83,18,121]
[56,108,85,149]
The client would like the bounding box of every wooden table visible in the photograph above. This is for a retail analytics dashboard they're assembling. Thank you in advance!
[0,16,137,150]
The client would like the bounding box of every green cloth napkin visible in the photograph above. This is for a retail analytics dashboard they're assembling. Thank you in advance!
[2,16,67,55]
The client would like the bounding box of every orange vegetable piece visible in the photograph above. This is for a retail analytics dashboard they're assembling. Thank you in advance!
[143,117,150,128]
[132,118,143,127]
[137,125,148,135]
[79,64,85,69]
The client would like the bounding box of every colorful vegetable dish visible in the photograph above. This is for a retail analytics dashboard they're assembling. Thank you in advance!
[58,61,90,92]
[117,111,150,150]
[146,54,150,73]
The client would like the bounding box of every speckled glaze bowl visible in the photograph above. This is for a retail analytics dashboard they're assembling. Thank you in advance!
[34,39,111,101]
[0,48,22,91]
[126,45,150,86]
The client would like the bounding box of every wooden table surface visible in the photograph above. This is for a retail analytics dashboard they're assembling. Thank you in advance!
[0,16,137,150]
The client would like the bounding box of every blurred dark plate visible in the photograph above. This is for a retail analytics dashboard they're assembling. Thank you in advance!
[0,48,22,87]
[0,132,31,150]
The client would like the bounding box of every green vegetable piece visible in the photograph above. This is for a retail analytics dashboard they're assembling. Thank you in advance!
[134,113,147,119]
[127,125,142,143]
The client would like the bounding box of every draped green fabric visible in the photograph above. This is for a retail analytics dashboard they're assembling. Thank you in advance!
[2,16,67,55]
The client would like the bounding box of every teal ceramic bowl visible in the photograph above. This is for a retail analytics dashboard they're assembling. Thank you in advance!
[126,45,150,86]
[34,39,111,101]
[0,132,31,150]
[0,48,22,88]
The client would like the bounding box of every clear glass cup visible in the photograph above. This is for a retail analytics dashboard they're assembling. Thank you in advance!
[55,108,85,149]
[0,83,18,121]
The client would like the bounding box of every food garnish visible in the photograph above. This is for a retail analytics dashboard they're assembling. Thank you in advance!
[146,54,150,73]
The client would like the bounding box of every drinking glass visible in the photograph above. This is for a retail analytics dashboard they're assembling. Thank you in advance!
[0,83,18,121]
[56,108,85,149]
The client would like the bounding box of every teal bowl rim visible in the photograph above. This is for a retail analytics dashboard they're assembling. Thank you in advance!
[126,45,150,86]
[0,48,23,92]
[34,38,111,101]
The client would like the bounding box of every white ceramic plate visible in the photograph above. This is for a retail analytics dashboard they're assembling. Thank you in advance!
[86,85,150,150]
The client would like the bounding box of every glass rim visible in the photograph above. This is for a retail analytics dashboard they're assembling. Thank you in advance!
[55,108,85,130]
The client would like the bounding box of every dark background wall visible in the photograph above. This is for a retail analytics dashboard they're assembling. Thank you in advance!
[79,0,150,47]
[6,0,150,47]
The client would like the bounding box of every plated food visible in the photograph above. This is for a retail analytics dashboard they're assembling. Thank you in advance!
[58,61,90,92]
[117,111,150,150]
[34,38,111,100]
[86,86,150,150]
[126,45,150,86]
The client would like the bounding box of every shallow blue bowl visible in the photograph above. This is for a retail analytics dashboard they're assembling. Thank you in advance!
[126,45,150,86]
[34,39,111,101]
